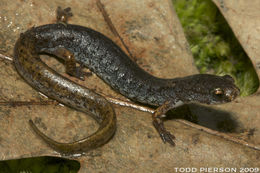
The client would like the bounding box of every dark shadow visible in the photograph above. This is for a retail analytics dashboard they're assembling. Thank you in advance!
[165,103,243,133]
[0,156,80,173]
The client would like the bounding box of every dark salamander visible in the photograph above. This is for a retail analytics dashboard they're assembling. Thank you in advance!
[13,7,239,153]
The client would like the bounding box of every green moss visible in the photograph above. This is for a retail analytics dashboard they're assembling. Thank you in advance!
[172,0,259,96]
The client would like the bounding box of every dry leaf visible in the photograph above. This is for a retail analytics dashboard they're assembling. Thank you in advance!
[0,0,259,172]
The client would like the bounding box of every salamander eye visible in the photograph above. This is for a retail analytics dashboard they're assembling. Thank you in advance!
[214,88,223,95]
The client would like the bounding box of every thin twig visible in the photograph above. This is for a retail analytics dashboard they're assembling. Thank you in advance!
[0,53,13,61]
[96,0,135,60]
[0,100,58,107]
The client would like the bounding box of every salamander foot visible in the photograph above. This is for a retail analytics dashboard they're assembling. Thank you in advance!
[153,119,175,146]
[56,7,73,24]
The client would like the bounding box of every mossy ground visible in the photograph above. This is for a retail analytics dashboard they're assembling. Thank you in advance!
[172,0,259,96]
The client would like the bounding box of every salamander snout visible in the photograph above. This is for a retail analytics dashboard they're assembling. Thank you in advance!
[176,74,240,104]
[222,86,240,101]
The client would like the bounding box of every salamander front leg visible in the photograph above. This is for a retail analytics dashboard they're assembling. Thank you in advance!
[153,100,183,146]
[56,6,73,24]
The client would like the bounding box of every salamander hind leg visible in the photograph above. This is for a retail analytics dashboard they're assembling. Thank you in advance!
[152,101,179,146]
[56,6,73,24]
[46,48,90,81]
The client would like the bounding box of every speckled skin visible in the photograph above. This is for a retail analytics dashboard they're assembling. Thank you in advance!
[13,21,240,149]
[16,24,240,106]
[13,29,117,154]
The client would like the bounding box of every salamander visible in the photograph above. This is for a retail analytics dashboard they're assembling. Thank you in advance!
[13,7,240,152]
[13,7,116,154]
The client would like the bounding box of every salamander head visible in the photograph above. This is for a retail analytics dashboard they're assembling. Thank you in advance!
[175,74,240,104]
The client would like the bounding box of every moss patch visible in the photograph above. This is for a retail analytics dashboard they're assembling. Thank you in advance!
[172,0,259,96]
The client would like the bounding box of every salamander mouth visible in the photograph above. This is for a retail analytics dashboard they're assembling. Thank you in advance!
[225,86,240,101]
